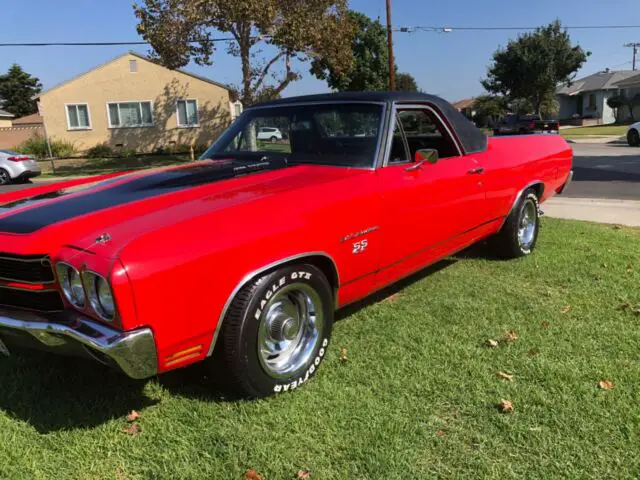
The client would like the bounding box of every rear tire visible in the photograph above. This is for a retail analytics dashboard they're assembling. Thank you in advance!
[0,169,11,186]
[270,136,278,143]
[491,188,540,258]
[628,129,640,147]
[209,264,334,398]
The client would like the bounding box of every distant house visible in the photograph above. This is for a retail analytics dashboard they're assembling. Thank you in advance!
[35,51,235,153]
[0,109,14,128]
[556,70,639,124]
[610,72,640,121]
[452,98,476,118]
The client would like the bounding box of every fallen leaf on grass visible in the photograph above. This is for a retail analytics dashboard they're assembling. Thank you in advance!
[541,321,550,329]
[436,430,447,437]
[503,331,519,343]
[486,339,499,348]
[561,305,571,314]
[612,225,623,230]
[339,347,348,364]
[496,371,514,381]
[244,470,264,480]
[527,348,539,357]
[123,424,141,436]
[601,263,608,268]
[296,468,312,479]
[126,410,141,422]
[384,293,403,303]
[500,399,514,413]
[599,380,615,390]
[627,263,633,273]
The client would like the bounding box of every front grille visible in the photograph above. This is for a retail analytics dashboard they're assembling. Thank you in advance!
[0,254,55,284]
[0,286,64,313]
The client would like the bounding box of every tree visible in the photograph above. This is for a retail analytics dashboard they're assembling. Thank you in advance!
[396,72,419,92]
[482,20,589,115]
[0,64,42,117]
[135,0,353,106]
[609,92,640,121]
[473,95,507,125]
[310,11,389,91]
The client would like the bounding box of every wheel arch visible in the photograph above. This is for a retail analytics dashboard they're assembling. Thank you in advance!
[500,180,544,230]
[206,252,340,356]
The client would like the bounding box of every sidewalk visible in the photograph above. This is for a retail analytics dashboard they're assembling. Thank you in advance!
[563,135,625,144]
[544,197,640,227]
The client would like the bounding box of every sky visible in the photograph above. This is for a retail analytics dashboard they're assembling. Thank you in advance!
[1,0,639,102]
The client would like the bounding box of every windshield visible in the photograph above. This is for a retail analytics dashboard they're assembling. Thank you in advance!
[202,102,384,168]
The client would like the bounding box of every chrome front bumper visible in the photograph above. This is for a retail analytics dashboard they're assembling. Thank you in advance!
[557,170,573,195]
[0,309,157,379]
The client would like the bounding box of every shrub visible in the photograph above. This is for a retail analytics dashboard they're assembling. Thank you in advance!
[121,148,138,158]
[86,143,113,158]
[16,134,76,158]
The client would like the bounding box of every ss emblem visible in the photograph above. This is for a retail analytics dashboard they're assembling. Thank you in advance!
[352,239,368,254]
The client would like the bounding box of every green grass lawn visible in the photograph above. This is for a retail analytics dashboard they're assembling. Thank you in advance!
[1,218,640,479]
[560,124,629,138]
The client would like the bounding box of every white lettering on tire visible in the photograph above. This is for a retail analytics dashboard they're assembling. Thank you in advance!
[272,337,329,393]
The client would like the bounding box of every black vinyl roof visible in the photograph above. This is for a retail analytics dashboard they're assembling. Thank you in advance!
[252,92,488,154]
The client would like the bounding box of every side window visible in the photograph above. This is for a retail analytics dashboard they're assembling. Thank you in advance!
[397,109,459,160]
[388,117,410,164]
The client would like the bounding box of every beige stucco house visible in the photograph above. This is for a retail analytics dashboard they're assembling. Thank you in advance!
[36,52,235,153]
[0,109,14,128]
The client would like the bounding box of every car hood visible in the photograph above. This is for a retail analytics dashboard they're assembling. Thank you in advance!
[0,158,366,256]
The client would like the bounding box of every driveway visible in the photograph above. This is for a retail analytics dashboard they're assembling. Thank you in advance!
[566,143,640,200]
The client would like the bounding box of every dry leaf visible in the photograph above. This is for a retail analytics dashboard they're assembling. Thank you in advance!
[599,380,615,390]
[561,305,571,314]
[541,321,550,329]
[612,225,623,230]
[123,424,141,436]
[601,262,608,268]
[296,469,312,479]
[339,347,348,364]
[436,430,447,437]
[486,339,499,348]
[126,410,141,423]
[496,371,514,381]
[627,263,633,273]
[527,348,539,357]
[384,293,402,303]
[503,331,519,343]
[244,470,264,480]
[500,399,514,412]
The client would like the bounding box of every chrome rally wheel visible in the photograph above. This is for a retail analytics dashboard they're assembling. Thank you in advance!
[257,283,324,380]
[518,198,538,254]
[491,188,540,258]
[212,264,334,398]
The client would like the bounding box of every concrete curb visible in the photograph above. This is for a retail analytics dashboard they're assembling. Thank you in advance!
[544,197,640,227]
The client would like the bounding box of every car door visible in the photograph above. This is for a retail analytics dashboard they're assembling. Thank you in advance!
[375,105,487,281]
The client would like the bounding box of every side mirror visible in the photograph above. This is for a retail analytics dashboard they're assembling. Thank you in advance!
[415,148,439,165]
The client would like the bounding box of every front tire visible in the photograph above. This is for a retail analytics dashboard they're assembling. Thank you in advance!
[270,136,278,143]
[0,169,11,186]
[628,129,640,147]
[211,264,334,398]
[491,188,540,258]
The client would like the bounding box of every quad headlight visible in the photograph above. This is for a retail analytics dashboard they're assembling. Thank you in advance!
[83,271,116,321]
[55,263,86,308]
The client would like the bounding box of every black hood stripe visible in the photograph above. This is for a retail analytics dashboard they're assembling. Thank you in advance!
[0,159,289,234]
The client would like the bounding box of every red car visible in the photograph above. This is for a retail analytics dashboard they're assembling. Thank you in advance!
[0,93,572,397]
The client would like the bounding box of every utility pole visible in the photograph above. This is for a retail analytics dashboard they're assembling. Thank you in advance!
[624,42,640,70]
[386,0,395,91]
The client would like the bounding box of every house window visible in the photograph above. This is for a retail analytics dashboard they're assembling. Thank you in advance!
[66,104,91,130]
[129,60,138,73]
[107,101,154,128]
[176,99,199,127]
[588,94,597,110]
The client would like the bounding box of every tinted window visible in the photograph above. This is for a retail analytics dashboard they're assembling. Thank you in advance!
[204,103,384,168]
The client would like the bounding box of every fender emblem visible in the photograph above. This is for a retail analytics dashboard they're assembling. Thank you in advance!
[95,233,112,244]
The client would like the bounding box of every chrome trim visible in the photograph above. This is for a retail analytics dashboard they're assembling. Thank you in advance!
[499,180,544,230]
[246,100,387,111]
[55,261,86,308]
[0,254,56,285]
[0,308,157,379]
[206,252,340,357]
[81,270,117,323]
[557,170,573,195]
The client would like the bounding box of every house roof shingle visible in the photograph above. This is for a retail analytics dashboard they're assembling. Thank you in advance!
[557,70,638,96]
[35,51,231,99]
[613,72,640,88]
[0,109,14,118]
[452,98,475,110]
[12,113,43,125]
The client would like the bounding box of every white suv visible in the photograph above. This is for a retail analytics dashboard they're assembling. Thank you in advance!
[257,127,283,142]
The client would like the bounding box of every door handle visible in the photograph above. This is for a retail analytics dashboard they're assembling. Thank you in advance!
[467,167,484,175]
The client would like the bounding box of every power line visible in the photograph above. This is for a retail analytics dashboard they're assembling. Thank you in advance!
[0,37,240,47]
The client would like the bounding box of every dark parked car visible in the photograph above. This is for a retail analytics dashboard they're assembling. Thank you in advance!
[494,115,559,136]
